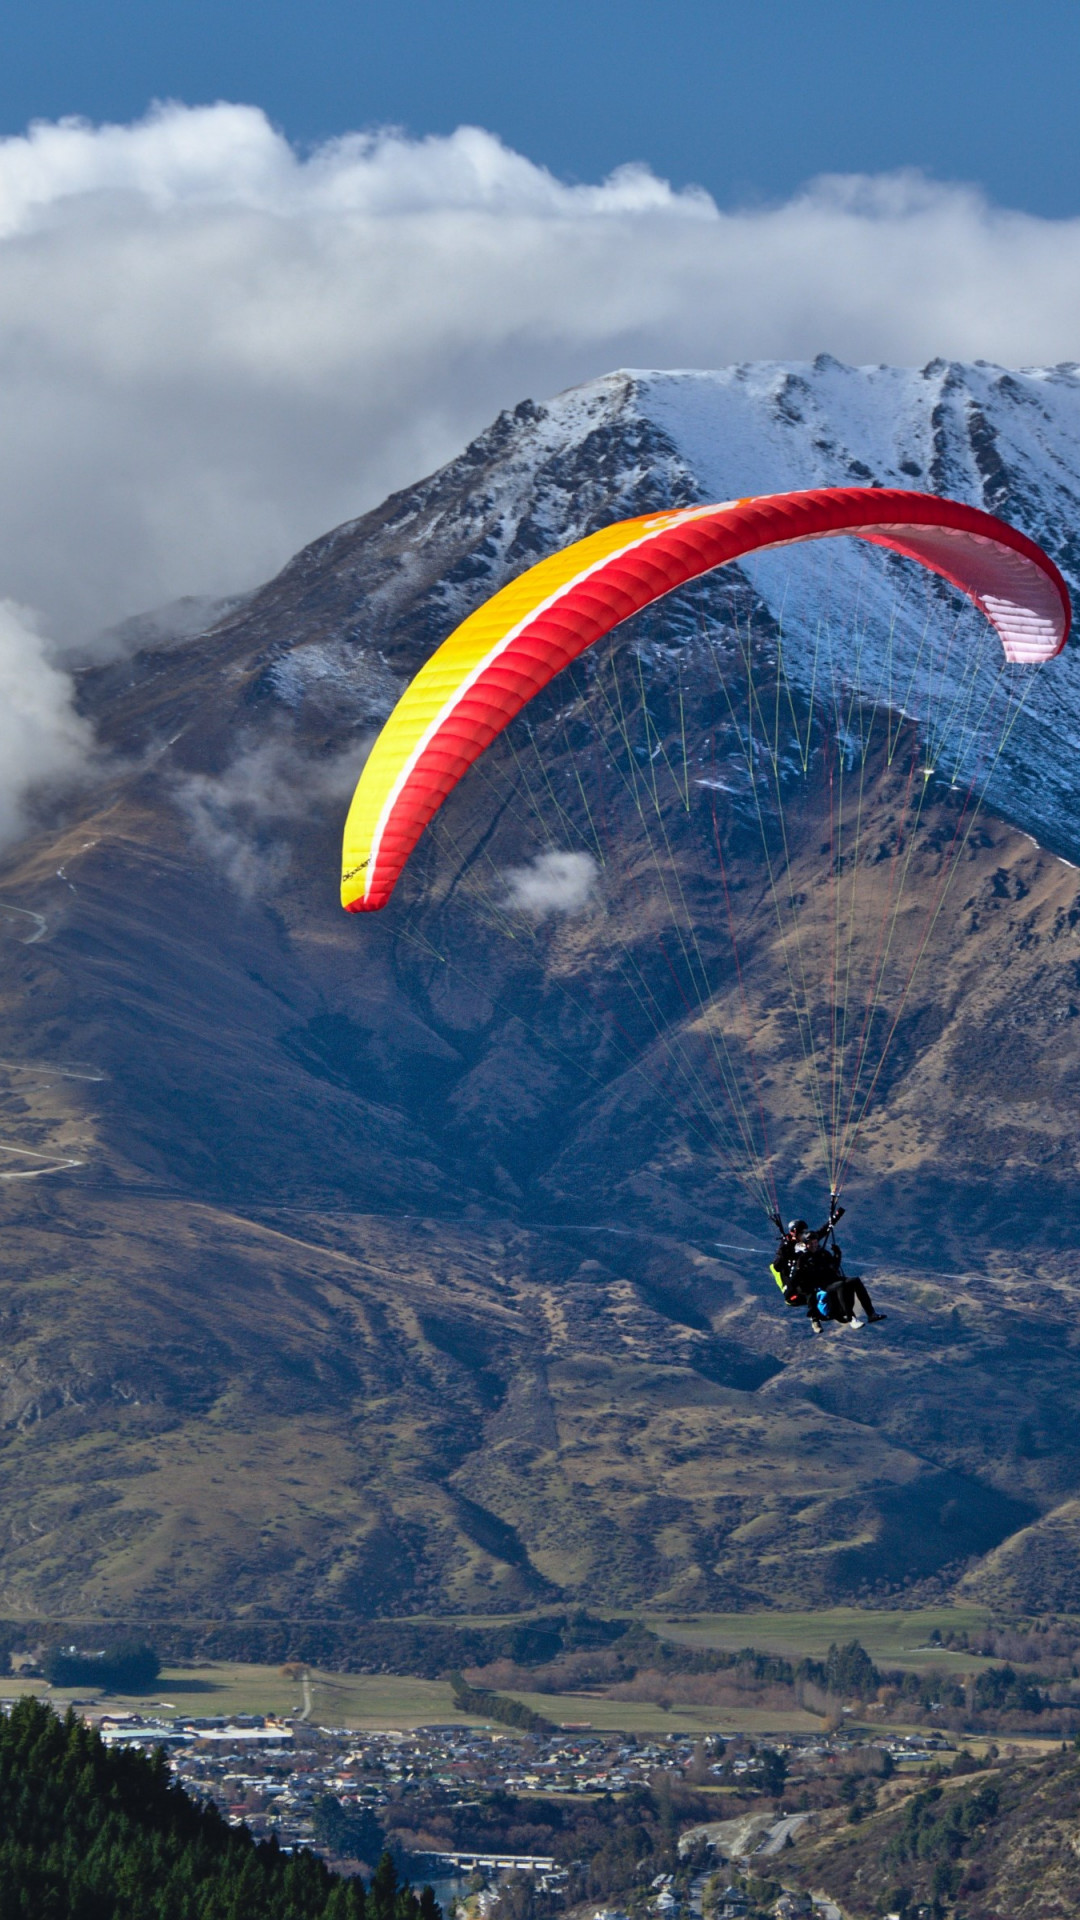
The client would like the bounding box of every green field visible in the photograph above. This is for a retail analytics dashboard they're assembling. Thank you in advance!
[646,1605,997,1671]
[495,1690,826,1735]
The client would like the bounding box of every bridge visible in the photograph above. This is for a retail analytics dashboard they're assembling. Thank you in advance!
[413,1852,557,1874]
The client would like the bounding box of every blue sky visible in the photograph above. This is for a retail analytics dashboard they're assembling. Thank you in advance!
[4,0,1079,215]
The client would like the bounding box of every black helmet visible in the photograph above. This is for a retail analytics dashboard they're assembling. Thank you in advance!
[788,1218,808,1235]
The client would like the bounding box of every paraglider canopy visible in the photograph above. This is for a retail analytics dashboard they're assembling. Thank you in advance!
[341,487,1070,914]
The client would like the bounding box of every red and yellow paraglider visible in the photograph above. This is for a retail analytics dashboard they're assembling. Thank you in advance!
[342,488,1069,914]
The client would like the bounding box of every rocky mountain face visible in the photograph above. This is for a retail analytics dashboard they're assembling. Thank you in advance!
[0,361,1080,1622]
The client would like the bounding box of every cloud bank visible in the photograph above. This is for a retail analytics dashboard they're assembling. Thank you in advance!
[3,101,1080,659]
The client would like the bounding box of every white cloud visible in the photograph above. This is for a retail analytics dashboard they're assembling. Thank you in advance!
[503,849,598,918]
[0,602,93,841]
[2,104,1080,650]
[174,737,362,899]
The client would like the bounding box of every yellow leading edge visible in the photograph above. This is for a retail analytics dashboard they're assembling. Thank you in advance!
[339,508,693,909]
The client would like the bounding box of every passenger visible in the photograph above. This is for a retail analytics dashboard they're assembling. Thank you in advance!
[769,1199,885,1330]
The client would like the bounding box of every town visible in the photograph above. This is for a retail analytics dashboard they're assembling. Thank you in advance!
[63,1706,960,1919]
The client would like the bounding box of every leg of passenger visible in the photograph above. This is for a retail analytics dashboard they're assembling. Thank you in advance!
[850,1277,884,1321]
